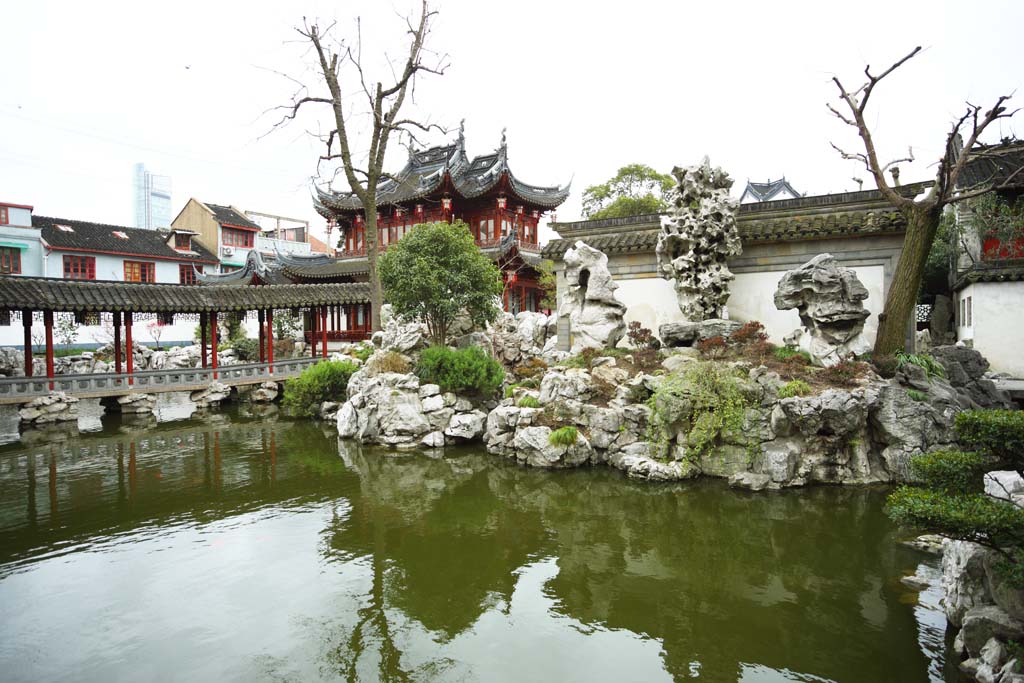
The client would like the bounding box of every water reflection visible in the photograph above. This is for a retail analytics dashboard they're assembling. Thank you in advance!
[0,412,948,682]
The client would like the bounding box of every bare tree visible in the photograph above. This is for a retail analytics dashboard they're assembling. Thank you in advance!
[274,1,447,332]
[828,46,1017,356]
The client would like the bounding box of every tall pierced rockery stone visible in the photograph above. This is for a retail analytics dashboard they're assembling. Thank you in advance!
[656,157,741,320]
[774,254,871,367]
[559,241,626,353]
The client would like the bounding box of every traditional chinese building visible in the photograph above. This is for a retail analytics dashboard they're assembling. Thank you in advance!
[314,127,570,313]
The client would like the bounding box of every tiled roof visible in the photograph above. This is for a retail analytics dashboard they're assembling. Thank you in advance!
[954,259,1024,289]
[196,249,368,285]
[958,140,1024,191]
[741,178,802,202]
[0,275,369,312]
[203,203,261,230]
[316,128,570,214]
[33,216,219,263]
[542,231,657,259]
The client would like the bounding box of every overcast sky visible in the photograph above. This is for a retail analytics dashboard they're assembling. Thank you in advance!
[2,0,1022,244]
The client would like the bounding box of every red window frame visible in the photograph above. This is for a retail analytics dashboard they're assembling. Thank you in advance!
[0,207,8,225]
[174,233,192,250]
[179,263,202,285]
[63,255,96,280]
[124,260,156,283]
[222,226,255,248]
[0,247,21,274]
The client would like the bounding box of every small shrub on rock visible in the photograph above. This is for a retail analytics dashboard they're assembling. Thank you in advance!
[730,321,768,346]
[517,396,542,409]
[416,345,505,397]
[351,344,374,363]
[627,321,658,349]
[774,347,812,365]
[283,360,359,417]
[232,337,259,362]
[906,388,928,402]
[548,425,578,446]
[778,379,812,398]
[819,360,865,387]
[697,336,729,359]
[896,351,946,380]
[512,357,548,380]
[561,347,602,369]
[369,351,412,375]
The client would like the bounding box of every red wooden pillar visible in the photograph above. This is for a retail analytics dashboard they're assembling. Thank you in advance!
[257,309,266,364]
[124,312,134,386]
[310,308,318,358]
[210,311,218,380]
[113,311,123,374]
[22,309,32,377]
[320,306,328,358]
[266,309,274,374]
[199,312,208,369]
[43,310,55,390]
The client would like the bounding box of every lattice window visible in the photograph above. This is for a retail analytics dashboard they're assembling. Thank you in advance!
[63,255,95,280]
[124,260,156,283]
[0,247,21,274]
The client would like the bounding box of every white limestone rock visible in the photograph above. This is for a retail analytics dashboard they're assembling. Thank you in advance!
[558,241,626,352]
[655,156,741,321]
[250,381,280,403]
[190,381,232,407]
[18,391,79,424]
[774,254,871,367]
[444,410,487,441]
[372,304,428,354]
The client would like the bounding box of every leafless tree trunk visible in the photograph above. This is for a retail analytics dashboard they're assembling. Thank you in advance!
[271,1,447,332]
[828,46,1016,356]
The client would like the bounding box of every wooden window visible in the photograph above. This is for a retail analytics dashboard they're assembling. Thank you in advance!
[174,234,192,250]
[966,296,972,326]
[63,255,96,280]
[0,207,8,225]
[124,260,156,283]
[179,264,202,285]
[0,247,21,274]
[222,227,255,248]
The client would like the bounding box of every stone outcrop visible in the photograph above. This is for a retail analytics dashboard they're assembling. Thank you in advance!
[190,381,232,408]
[659,319,742,347]
[19,392,79,425]
[930,345,1013,409]
[774,254,872,367]
[941,540,1024,681]
[336,367,490,449]
[249,381,280,403]
[481,311,559,366]
[655,156,741,321]
[559,241,626,353]
[372,304,428,354]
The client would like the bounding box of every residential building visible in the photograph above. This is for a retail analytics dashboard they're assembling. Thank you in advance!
[171,200,312,273]
[739,177,802,203]
[315,126,570,313]
[133,163,172,229]
[0,201,44,277]
[952,139,1024,377]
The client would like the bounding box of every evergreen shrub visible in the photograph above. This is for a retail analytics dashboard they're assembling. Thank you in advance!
[416,345,504,396]
[283,360,359,417]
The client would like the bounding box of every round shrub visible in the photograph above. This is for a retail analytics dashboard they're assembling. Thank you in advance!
[415,345,505,397]
[283,360,359,417]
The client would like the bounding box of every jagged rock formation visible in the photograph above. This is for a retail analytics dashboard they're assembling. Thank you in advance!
[372,304,429,354]
[660,319,742,348]
[559,241,626,353]
[249,381,280,403]
[774,254,871,367]
[930,345,1014,409]
[18,392,79,425]
[100,393,156,415]
[190,381,232,408]
[655,156,741,321]
[474,311,560,366]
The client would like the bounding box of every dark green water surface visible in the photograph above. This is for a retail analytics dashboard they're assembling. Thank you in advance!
[0,408,957,682]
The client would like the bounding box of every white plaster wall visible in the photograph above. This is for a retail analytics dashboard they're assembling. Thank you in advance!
[729,265,885,345]
[613,276,686,340]
[962,281,1024,377]
[5,207,33,226]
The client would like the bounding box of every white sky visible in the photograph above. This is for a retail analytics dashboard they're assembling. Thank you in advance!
[2,0,1022,245]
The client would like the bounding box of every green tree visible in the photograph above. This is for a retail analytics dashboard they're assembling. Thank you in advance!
[536,259,557,310]
[581,164,674,219]
[378,221,503,346]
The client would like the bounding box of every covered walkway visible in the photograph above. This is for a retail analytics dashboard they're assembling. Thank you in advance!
[0,276,370,393]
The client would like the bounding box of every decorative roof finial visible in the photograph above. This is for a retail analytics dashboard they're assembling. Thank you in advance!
[500,127,507,149]
[458,118,465,146]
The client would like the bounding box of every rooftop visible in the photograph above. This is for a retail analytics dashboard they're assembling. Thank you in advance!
[202,202,262,230]
[33,215,219,264]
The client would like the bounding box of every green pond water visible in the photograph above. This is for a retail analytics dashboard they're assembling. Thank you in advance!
[0,407,959,682]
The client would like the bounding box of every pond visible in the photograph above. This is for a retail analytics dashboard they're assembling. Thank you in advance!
[0,408,959,682]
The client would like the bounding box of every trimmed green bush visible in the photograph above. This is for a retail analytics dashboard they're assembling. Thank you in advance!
[415,345,504,396]
[887,485,1024,549]
[517,396,541,409]
[956,409,1024,460]
[909,450,992,494]
[778,379,812,398]
[548,426,578,446]
[283,360,359,417]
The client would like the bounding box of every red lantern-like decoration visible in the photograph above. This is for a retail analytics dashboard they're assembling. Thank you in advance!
[496,195,507,210]
[441,196,452,211]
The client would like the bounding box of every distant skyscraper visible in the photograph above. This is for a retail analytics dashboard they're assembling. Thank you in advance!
[133,163,172,229]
